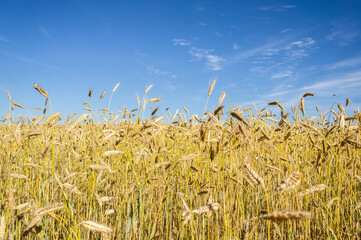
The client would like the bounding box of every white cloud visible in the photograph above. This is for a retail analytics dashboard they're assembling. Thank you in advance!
[233,44,240,50]
[280,29,291,33]
[189,47,225,71]
[285,38,315,50]
[285,49,308,59]
[271,70,293,79]
[206,55,224,71]
[198,22,207,26]
[282,37,315,60]
[172,39,191,46]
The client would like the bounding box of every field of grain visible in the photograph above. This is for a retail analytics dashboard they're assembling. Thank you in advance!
[0,83,360,239]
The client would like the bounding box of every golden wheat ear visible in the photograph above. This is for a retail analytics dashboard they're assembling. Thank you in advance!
[241,158,264,186]
[259,210,311,221]
[79,221,113,234]
[276,171,302,193]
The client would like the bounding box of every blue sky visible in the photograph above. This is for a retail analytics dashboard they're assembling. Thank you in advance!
[1,1,361,120]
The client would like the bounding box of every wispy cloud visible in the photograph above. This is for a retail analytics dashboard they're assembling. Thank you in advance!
[172,39,191,46]
[172,38,225,71]
[0,50,61,70]
[286,38,315,48]
[189,47,225,71]
[271,70,293,79]
[233,44,240,50]
[232,37,290,61]
[280,29,292,33]
[215,32,223,37]
[326,20,360,46]
[164,80,177,91]
[39,26,54,40]
[326,31,358,45]
[0,36,8,42]
[259,5,296,11]
[232,36,315,83]
[302,70,361,92]
[262,48,280,56]
[282,5,297,9]
[147,66,168,75]
[325,56,361,70]
[282,37,315,60]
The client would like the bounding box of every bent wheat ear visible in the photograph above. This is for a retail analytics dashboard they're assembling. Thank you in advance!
[34,83,48,97]
[268,101,284,111]
[299,97,305,116]
[79,221,112,234]
[214,106,224,116]
[241,159,264,186]
[303,92,314,98]
[33,202,64,216]
[22,215,42,237]
[144,84,153,95]
[148,98,161,103]
[260,210,311,220]
[9,173,28,180]
[230,111,249,126]
[13,102,25,109]
[298,184,327,197]
[112,82,120,93]
[191,203,221,215]
[276,172,302,192]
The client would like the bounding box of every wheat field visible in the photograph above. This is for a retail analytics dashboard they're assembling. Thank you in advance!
[0,82,360,239]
